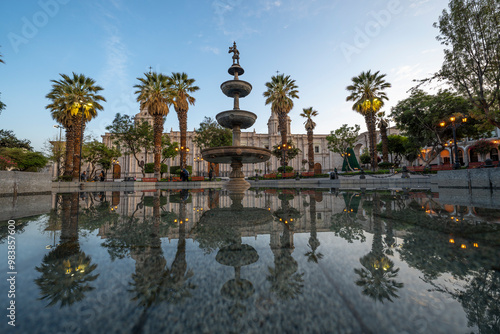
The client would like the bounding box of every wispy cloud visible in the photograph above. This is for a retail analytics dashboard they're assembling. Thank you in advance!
[201,46,220,54]
[391,64,423,82]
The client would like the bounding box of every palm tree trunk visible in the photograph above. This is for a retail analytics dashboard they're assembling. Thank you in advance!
[177,110,188,168]
[365,113,378,171]
[153,115,163,180]
[63,126,74,178]
[307,129,314,172]
[380,121,389,163]
[72,116,83,181]
[278,111,288,167]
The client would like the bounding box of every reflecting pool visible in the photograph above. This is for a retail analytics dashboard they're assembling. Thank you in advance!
[1,188,499,333]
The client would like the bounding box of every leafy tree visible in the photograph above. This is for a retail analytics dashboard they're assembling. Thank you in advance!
[0,129,33,150]
[263,74,299,153]
[431,0,500,128]
[0,147,48,171]
[193,116,231,150]
[82,139,121,179]
[45,73,105,180]
[42,136,65,177]
[391,89,486,166]
[346,70,391,170]
[326,124,361,171]
[376,134,410,166]
[106,114,153,177]
[271,140,301,169]
[169,72,199,168]
[360,148,371,165]
[376,111,390,163]
[134,71,173,180]
[161,134,179,164]
[299,107,318,171]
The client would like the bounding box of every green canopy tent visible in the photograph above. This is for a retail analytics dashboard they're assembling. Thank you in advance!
[342,147,360,172]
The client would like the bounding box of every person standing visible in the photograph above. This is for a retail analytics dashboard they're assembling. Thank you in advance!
[208,166,214,181]
[182,167,189,181]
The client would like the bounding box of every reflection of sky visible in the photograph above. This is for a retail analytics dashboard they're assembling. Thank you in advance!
[1,189,499,333]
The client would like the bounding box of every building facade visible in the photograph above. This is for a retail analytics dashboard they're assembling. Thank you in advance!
[101,108,350,179]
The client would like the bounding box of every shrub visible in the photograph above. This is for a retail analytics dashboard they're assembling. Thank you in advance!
[277,166,294,173]
[170,165,192,175]
[378,162,394,169]
[144,163,168,174]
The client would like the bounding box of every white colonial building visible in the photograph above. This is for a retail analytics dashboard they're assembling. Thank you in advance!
[101,107,353,179]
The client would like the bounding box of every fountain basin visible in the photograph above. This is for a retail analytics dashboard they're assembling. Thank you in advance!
[216,110,257,129]
[200,208,272,227]
[220,80,252,98]
[201,146,271,164]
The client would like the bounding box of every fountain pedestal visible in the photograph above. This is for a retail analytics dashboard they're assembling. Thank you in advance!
[202,43,271,192]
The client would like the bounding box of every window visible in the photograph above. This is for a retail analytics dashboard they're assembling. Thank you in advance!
[314,146,319,153]
[316,212,322,220]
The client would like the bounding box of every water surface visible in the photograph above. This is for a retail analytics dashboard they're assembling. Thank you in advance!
[1,188,499,333]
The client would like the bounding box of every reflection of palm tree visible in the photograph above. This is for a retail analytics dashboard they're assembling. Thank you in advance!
[354,253,402,303]
[269,194,304,299]
[354,194,403,303]
[129,190,195,332]
[35,193,99,307]
[268,245,304,300]
[305,194,323,263]
[35,244,98,307]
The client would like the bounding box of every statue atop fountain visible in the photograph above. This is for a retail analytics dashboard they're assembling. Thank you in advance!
[228,41,240,65]
[201,43,271,193]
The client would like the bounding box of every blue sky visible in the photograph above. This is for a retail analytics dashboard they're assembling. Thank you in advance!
[0,0,450,151]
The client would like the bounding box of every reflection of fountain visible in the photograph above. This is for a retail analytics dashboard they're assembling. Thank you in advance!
[202,43,271,192]
[195,191,272,317]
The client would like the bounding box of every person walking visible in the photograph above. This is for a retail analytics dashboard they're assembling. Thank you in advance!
[99,171,105,182]
[81,171,87,182]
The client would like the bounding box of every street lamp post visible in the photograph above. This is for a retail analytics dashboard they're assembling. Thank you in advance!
[440,116,467,170]
[53,124,63,179]
[175,146,190,169]
[195,155,203,176]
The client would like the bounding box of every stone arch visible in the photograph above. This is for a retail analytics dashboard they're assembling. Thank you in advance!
[440,149,451,164]
[113,164,121,180]
[314,163,322,174]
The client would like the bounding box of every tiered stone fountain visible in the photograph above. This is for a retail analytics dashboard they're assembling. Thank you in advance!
[202,42,271,192]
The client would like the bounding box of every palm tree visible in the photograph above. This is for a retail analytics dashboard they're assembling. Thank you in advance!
[45,73,105,180]
[134,72,173,180]
[263,74,299,167]
[377,111,390,163]
[299,107,318,172]
[169,72,199,169]
[346,70,391,170]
